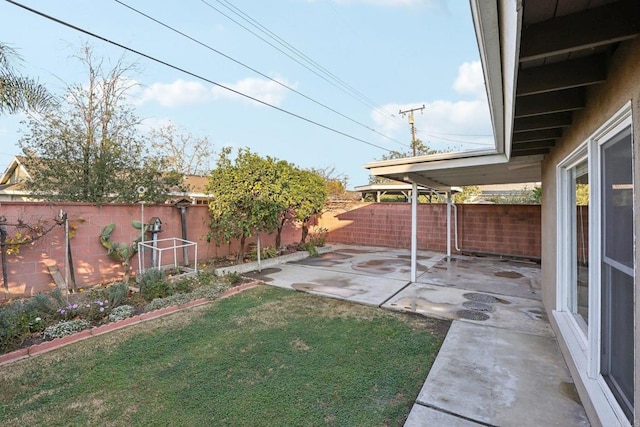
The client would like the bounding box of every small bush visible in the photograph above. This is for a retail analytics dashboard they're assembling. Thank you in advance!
[308,227,328,247]
[108,305,134,322]
[140,269,173,302]
[0,301,31,352]
[173,277,195,294]
[248,245,278,261]
[226,271,242,285]
[43,319,90,340]
[303,242,318,257]
[107,282,129,308]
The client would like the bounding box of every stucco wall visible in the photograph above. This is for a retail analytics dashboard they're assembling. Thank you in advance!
[540,37,640,424]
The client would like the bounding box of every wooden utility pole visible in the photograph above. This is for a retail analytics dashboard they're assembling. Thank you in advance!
[399,105,425,156]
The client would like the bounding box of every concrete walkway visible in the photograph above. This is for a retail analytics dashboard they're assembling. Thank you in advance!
[245,244,590,427]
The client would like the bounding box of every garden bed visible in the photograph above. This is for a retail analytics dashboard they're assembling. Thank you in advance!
[0,241,331,356]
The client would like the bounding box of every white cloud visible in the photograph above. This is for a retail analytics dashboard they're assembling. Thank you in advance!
[371,60,493,152]
[135,79,212,107]
[453,61,485,98]
[212,76,295,107]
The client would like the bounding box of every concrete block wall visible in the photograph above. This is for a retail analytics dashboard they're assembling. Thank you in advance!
[0,202,302,299]
[318,202,542,259]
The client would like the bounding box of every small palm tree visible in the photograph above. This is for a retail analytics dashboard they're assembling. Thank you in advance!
[0,42,53,115]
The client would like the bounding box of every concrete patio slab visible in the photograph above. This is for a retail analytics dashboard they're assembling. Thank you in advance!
[245,263,409,307]
[417,255,541,301]
[290,244,445,281]
[416,321,589,427]
[404,404,484,427]
[382,281,553,337]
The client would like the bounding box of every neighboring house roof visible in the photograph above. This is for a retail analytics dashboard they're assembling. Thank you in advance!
[0,155,213,203]
[365,0,639,188]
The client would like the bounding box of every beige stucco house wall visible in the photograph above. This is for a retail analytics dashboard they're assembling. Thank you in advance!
[541,37,640,425]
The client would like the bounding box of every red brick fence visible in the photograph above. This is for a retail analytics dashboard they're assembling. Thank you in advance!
[0,201,541,299]
[318,202,541,259]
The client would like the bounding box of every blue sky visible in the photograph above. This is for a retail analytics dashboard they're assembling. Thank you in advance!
[0,0,492,188]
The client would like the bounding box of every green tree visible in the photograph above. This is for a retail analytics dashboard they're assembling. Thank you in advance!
[294,169,328,244]
[207,147,283,261]
[19,45,173,203]
[0,42,52,115]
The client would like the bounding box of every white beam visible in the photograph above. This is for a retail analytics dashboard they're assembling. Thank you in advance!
[411,181,417,283]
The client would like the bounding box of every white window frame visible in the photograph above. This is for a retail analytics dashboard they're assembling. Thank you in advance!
[554,101,633,427]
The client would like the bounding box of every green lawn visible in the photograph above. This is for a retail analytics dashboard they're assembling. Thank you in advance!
[0,286,449,426]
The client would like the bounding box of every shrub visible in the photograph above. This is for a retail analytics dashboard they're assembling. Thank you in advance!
[0,301,31,352]
[43,319,90,340]
[308,227,328,247]
[226,271,242,285]
[108,305,134,322]
[303,242,318,257]
[107,282,129,308]
[140,269,173,302]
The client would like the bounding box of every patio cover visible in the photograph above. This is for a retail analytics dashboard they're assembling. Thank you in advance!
[365,0,640,280]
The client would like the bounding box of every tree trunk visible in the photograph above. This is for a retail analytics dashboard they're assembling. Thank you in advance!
[238,234,246,262]
[300,220,309,244]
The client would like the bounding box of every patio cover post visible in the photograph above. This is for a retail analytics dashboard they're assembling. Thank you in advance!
[411,181,417,282]
[446,191,451,258]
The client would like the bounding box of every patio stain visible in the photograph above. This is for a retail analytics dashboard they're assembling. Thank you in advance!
[456,309,490,321]
[352,258,408,274]
[291,282,360,298]
[559,382,582,405]
[389,297,456,313]
[463,292,512,305]
[495,271,524,279]
[292,252,352,268]
[519,307,548,322]
[396,254,432,261]
[242,268,281,282]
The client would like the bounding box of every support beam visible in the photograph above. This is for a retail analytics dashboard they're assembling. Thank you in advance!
[520,0,640,62]
[410,181,417,283]
[515,88,585,118]
[512,128,563,143]
[517,55,607,96]
[446,191,451,258]
[512,140,557,151]
[514,113,572,133]
[511,148,551,157]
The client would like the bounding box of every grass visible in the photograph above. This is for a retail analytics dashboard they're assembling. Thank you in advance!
[0,286,449,426]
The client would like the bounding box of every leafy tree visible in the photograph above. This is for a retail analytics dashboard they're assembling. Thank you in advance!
[19,45,172,204]
[207,147,283,261]
[453,186,482,204]
[0,42,52,115]
[309,166,348,200]
[294,169,327,244]
[149,122,215,176]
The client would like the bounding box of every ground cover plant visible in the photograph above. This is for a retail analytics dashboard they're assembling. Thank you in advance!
[0,286,449,426]
[0,268,235,354]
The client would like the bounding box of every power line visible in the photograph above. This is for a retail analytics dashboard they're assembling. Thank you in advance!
[199,0,398,121]
[213,0,396,120]
[113,0,409,149]
[6,0,392,153]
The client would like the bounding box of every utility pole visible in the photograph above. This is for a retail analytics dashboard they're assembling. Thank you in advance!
[399,105,425,156]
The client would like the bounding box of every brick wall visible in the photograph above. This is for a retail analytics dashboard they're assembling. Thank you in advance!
[0,202,301,299]
[318,202,541,258]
